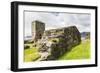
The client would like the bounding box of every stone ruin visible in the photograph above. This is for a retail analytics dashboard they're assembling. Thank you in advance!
[32,20,81,61]
[32,20,45,43]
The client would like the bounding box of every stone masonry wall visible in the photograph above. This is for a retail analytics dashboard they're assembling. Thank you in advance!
[37,26,81,60]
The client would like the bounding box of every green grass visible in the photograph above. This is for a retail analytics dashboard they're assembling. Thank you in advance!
[24,39,90,62]
[24,46,40,62]
[58,39,90,60]
[24,44,33,48]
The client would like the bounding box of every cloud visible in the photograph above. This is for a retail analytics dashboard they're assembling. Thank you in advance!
[24,11,91,36]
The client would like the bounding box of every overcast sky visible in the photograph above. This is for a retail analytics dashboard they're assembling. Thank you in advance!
[24,11,91,36]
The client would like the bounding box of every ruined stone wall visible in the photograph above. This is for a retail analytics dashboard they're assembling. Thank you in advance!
[31,21,81,61]
[32,20,45,43]
[37,26,81,60]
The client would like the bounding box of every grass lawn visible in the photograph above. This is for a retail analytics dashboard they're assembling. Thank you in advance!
[24,46,40,62]
[24,39,90,62]
[58,39,90,60]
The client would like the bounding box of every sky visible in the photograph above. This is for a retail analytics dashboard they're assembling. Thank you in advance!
[24,11,91,36]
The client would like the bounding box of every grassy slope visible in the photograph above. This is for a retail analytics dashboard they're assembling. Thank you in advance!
[24,39,90,62]
[24,46,40,62]
[58,39,90,60]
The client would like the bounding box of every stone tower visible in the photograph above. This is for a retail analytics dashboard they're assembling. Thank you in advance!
[32,20,45,43]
